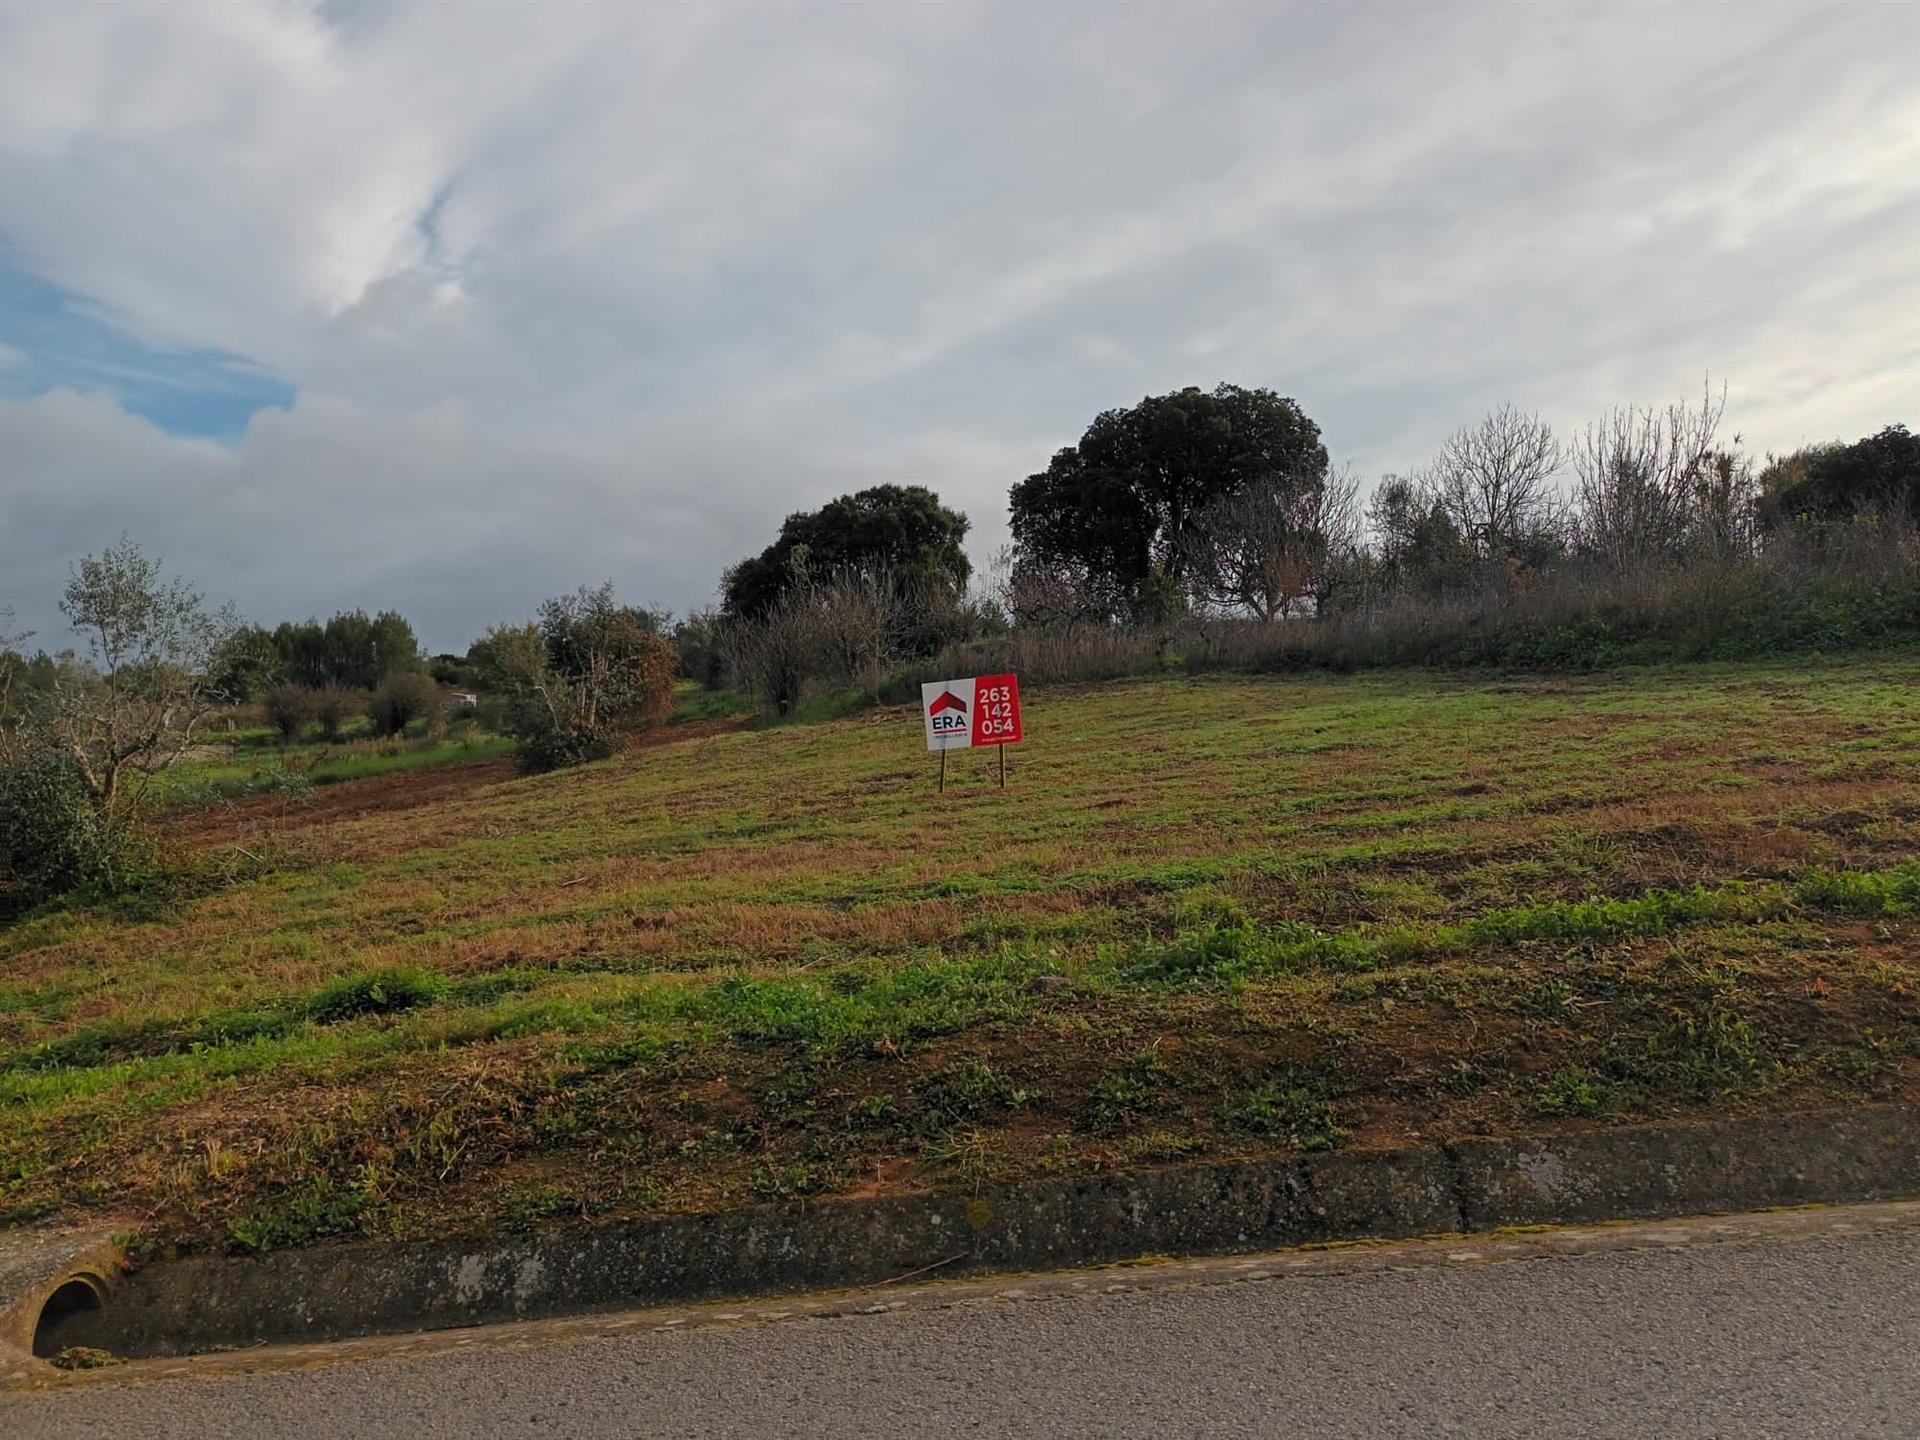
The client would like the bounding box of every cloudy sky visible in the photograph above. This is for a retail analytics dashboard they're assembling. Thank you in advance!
[2,0,1915,652]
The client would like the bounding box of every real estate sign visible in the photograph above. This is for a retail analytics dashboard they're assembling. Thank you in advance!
[921,673,1022,752]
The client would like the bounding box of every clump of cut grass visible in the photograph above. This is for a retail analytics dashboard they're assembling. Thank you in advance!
[1224,1077,1346,1151]
[306,967,447,1025]
[1121,862,1917,988]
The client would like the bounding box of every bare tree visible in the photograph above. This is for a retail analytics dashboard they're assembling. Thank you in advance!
[721,568,902,716]
[1427,404,1564,566]
[999,552,1115,630]
[1572,382,1747,567]
[808,568,900,688]
[1187,465,1363,619]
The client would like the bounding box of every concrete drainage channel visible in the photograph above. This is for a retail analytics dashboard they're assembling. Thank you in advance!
[3,1104,1915,1376]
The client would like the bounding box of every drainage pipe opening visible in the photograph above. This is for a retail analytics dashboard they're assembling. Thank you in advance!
[33,1276,106,1358]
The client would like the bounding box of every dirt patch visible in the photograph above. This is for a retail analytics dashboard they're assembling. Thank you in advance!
[623,716,757,752]
[162,717,756,853]
[162,759,519,851]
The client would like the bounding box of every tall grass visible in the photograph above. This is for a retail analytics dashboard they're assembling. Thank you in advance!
[891,514,1919,692]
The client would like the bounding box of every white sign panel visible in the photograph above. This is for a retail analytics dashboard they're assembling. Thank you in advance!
[922,677,977,752]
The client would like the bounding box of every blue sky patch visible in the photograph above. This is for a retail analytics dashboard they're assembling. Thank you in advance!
[0,253,293,440]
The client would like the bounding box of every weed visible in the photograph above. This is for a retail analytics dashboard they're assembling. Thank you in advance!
[225,1177,371,1252]
[306,968,447,1025]
[1088,1050,1168,1133]
[1224,1078,1346,1151]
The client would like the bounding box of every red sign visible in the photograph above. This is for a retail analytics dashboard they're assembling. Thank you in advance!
[970,673,1022,746]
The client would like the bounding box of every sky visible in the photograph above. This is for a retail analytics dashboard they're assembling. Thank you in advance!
[1,0,1915,654]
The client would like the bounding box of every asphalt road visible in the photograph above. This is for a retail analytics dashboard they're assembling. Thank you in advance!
[6,1214,1917,1439]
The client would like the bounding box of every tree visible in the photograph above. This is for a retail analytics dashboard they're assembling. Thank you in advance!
[263,683,318,743]
[1,541,233,902]
[268,610,423,689]
[1009,384,1327,622]
[723,485,971,620]
[367,672,443,737]
[1425,403,1564,569]
[1760,424,1920,527]
[670,609,725,689]
[209,624,284,701]
[310,687,359,741]
[1571,384,1749,568]
[271,619,330,688]
[1366,475,1473,595]
[468,622,547,692]
[1689,448,1761,562]
[1186,464,1363,619]
[0,606,29,737]
[51,539,234,816]
[535,585,675,733]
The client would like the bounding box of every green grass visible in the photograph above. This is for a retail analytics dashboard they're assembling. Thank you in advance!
[1,655,1915,1250]
[153,730,514,806]
[667,684,757,725]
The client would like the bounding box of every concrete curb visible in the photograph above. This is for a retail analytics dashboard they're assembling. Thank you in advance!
[28,1104,1920,1360]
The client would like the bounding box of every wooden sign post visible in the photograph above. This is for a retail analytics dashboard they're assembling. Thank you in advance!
[921,673,1023,791]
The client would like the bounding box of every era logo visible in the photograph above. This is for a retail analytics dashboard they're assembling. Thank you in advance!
[928,689,970,735]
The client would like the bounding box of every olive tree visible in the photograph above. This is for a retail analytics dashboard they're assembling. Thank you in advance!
[49,540,234,818]
[482,584,678,772]
[1,542,233,905]
[0,605,28,742]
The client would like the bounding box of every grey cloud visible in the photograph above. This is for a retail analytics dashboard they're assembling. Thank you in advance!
[1,0,1914,650]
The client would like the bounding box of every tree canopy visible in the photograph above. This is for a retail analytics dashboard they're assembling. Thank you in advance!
[266,610,423,691]
[722,485,972,619]
[1007,384,1327,619]
[1760,424,1920,526]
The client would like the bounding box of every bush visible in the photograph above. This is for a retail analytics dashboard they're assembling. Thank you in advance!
[0,745,146,914]
[311,687,360,741]
[505,699,617,775]
[671,609,726,689]
[366,672,442,738]
[492,585,679,771]
[263,683,317,743]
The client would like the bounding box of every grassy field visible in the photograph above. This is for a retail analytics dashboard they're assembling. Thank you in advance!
[2,657,1915,1253]
[148,725,518,809]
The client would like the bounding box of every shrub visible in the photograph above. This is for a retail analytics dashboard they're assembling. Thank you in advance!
[262,683,317,743]
[366,672,442,738]
[504,695,616,774]
[491,585,679,771]
[721,569,981,717]
[311,687,360,741]
[0,745,147,914]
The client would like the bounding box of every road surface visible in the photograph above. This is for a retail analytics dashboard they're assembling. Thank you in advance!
[5,1204,1917,1438]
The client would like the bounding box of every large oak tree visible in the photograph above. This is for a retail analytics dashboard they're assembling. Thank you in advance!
[721,484,972,620]
[1008,384,1327,620]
